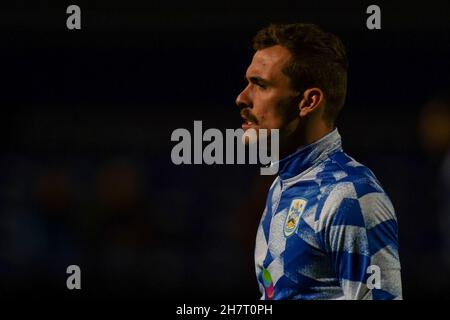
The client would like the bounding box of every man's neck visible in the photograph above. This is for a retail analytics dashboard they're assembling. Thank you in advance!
[279,121,334,160]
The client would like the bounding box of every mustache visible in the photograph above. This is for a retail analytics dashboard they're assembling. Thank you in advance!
[240,109,258,124]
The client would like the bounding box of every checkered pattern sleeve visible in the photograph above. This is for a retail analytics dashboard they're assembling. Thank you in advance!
[319,181,403,300]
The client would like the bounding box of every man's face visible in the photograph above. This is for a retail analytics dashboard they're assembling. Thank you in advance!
[236,45,300,143]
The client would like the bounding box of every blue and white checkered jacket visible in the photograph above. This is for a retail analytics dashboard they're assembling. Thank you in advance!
[255,128,402,300]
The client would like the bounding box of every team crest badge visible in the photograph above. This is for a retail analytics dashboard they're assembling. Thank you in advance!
[283,198,307,237]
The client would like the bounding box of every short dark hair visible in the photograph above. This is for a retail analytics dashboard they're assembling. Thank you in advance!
[253,23,348,126]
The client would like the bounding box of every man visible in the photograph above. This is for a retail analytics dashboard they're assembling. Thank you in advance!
[235,23,402,300]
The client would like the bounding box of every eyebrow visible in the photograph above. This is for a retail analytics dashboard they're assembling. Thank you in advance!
[245,75,270,86]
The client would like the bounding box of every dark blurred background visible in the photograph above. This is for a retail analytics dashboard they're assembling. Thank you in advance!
[0,1,449,300]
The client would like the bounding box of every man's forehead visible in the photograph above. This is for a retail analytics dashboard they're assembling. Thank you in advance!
[247,45,292,77]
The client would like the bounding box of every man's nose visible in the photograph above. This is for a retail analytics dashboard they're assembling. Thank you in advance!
[235,86,252,109]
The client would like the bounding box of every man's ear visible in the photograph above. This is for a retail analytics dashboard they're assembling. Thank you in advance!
[298,88,325,117]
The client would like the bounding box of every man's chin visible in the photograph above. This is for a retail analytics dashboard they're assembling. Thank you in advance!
[241,127,277,145]
[241,127,259,145]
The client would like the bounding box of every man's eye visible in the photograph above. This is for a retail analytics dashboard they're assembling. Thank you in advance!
[257,83,267,89]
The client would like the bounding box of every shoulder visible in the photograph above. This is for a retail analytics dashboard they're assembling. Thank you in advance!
[316,151,397,231]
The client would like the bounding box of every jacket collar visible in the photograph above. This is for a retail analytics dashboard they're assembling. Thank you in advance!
[276,128,343,180]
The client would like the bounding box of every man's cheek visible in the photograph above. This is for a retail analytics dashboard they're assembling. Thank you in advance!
[264,113,284,129]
